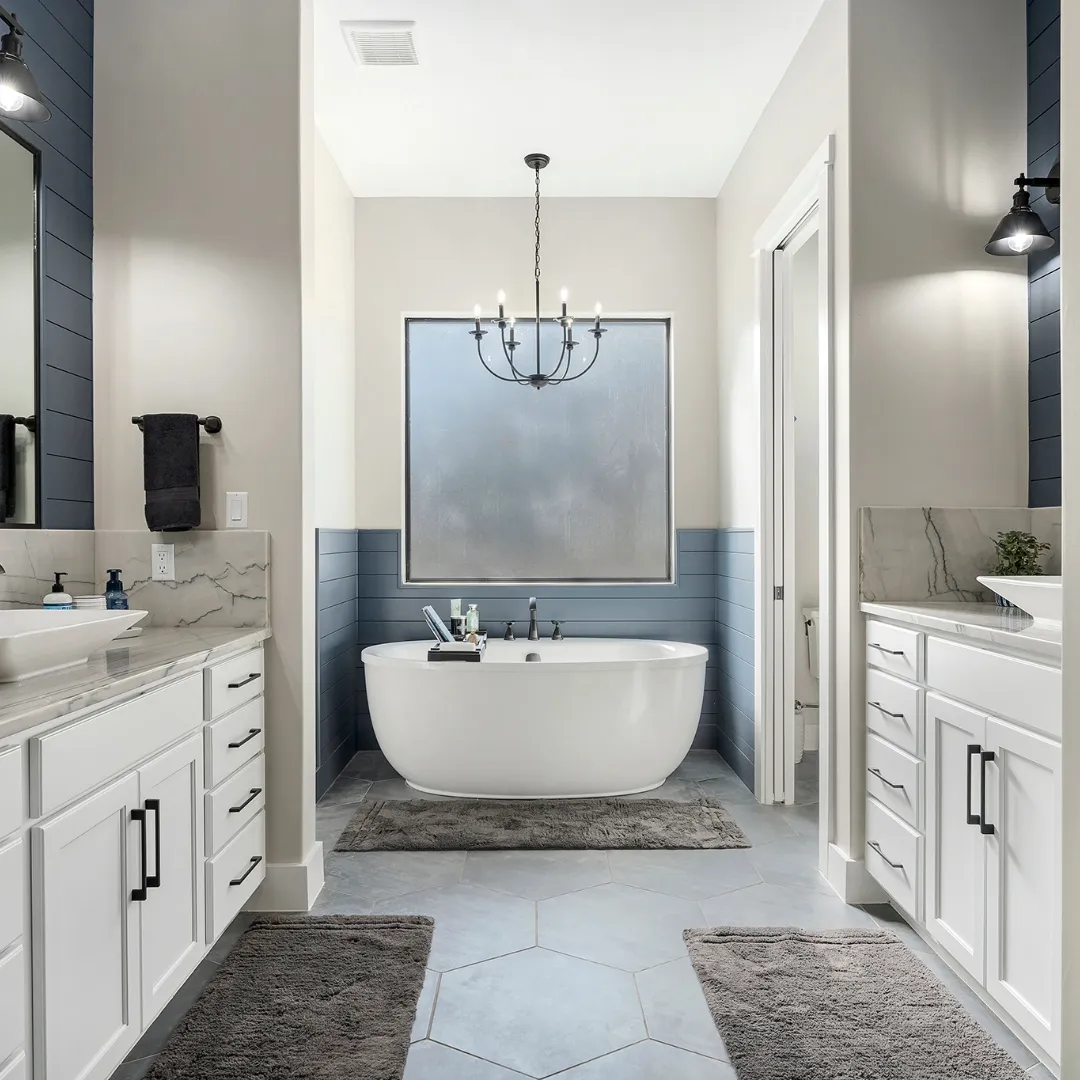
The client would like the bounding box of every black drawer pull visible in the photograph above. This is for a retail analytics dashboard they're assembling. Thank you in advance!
[228,672,262,689]
[228,728,261,749]
[229,855,263,887]
[131,808,148,902]
[979,750,996,835]
[867,767,905,791]
[868,701,904,719]
[966,744,981,826]
[868,643,905,656]
[229,788,263,814]
[868,840,904,870]
[145,798,162,889]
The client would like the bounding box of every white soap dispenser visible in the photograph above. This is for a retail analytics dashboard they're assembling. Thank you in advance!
[43,572,73,610]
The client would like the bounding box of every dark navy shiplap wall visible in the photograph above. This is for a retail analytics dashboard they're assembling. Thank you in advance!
[1028,0,1061,507]
[316,529,361,798]
[351,529,729,755]
[715,529,755,791]
[1,0,94,528]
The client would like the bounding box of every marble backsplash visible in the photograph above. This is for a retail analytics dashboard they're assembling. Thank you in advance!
[95,531,269,628]
[860,507,1061,603]
[0,529,269,628]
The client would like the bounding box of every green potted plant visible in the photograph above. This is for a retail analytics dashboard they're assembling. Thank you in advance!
[989,530,1051,606]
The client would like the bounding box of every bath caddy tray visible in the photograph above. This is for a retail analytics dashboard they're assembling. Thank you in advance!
[428,636,487,662]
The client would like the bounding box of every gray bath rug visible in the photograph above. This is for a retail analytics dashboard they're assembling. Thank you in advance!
[683,927,1028,1080]
[335,797,749,851]
[144,915,433,1080]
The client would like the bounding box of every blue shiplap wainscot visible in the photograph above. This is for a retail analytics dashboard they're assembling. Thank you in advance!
[307,528,757,797]
[315,529,361,798]
[1,0,94,527]
[1027,0,1060,507]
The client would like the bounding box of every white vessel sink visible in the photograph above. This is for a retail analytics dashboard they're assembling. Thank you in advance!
[0,609,148,682]
[977,575,1062,625]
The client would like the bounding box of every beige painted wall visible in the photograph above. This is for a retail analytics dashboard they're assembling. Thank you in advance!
[354,197,718,529]
[1059,5,1077,1073]
[93,0,320,904]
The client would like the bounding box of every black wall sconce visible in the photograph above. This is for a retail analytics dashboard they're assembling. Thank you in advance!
[0,6,51,122]
[985,163,1059,256]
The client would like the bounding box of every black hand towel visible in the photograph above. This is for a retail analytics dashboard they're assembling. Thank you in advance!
[0,415,15,523]
[142,413,201,531]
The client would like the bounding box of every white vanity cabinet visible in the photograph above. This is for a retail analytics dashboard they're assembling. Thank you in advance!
[0,636,267,1080]
[864,613,1061,1068]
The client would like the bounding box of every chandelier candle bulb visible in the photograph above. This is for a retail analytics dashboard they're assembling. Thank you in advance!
[473,305,482,333]
[497,290,506,320]
[560,287,569,319]
[594,303,602,330]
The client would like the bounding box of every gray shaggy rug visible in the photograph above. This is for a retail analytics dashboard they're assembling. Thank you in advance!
[684,927,1029,1079]
[144,915,433,1080]
[335,797,749,851]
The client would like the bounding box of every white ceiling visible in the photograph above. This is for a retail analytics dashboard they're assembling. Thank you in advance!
[313,0,826,198]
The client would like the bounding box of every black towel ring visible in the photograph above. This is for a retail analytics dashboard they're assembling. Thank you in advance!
[132,415,222,434]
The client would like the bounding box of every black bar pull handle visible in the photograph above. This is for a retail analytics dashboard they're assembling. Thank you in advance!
[228,672,262,690]
[868,767,905,791]
[228,728,261,749]
[229,788,263,814]
[868,643,905,656]
[145,798,162,889]
[131,808,148,902]
[868,701,905,719]
[229,855,263,887]
[868,840,904,870]
[966,744,981,826]
[979,750,996,835]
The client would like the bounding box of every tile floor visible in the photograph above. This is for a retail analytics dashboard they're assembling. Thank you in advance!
[113,749,1050,1080]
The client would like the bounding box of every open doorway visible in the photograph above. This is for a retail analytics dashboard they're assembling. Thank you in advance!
[754,139,833,874]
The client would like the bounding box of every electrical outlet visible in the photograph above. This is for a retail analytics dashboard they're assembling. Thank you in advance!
[151,543,175,582]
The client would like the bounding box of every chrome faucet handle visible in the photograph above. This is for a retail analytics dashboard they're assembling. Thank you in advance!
[504,621,515,641]
[551,621,564,641]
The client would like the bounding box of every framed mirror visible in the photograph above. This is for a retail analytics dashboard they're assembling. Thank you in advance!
[0,122,40,526]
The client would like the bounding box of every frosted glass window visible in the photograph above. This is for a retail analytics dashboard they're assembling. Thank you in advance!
[405,317,672,583]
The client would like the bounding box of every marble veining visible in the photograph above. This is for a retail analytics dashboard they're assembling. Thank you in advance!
[95,530,269,628]
[0,626,271,742]
[861,601,1060,664]
[860,507,1061,603]
[0,531,96,608]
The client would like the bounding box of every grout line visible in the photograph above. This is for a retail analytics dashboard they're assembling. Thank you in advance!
[423,1039,532,1076]
[425,972,441,1041]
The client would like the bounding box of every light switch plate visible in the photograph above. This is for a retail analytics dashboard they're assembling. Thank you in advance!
[226,491,248,529]
[151,543,174,581]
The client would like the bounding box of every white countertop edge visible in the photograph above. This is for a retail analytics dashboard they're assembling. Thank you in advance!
[860,602,1061,665]
[0,626,272,743]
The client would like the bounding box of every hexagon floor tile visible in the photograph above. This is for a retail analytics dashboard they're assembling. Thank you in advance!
[550,1040,737,1079]
[670,750,737,782]
[699,881,878,930]
[462,850,611,900]
[430,948,646,1077]
[405,1040,528,1079]
[321,850,465,903]
[607,848,760,901]
[538,882,705,971]
[747,835,833,895]
[635,958,729,1060]
[371,882,537,971]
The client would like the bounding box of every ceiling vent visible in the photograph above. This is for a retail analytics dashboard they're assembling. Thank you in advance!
[341,20,418,67]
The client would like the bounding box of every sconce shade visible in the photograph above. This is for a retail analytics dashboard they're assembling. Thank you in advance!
[985,188,1055,256]
[0,29,51,122]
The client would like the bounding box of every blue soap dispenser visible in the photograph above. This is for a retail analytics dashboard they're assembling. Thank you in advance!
[105,569,129,610]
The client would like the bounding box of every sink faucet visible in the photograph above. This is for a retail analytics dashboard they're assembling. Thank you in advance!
[528,597,539,641]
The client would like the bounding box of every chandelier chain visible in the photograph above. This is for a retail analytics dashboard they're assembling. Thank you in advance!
[534,166,541,284]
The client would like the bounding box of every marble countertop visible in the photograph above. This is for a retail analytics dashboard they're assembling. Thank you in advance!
[860,601,1060,664]
[0,626,272,742]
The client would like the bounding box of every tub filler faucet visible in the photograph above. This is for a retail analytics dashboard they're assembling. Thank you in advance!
[528,597,540,641]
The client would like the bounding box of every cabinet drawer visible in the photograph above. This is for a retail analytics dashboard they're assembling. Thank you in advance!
[208,648,265,721]
[865,669,921,757]
[926,636,1060,739]
[207,810,265,942]
[0,1052,25,1080]
[0,746,22,840]
[0,945,25,1068]
[866,734,921,828]
[866,797,922,921]
[206,754,265,856]
[205,697,264,788]
[31,674,202,818]
[866,620,922,682]
[0,839,22,955]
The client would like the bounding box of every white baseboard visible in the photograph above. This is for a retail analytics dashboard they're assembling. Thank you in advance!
[826,842,888,904]
[247,840,325,912]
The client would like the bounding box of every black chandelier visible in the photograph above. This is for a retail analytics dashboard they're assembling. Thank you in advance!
[470,154,604,388]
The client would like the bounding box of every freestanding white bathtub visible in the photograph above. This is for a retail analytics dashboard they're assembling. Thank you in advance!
[361,638,708,798]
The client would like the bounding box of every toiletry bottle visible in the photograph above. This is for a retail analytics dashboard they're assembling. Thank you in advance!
[43,572,72,610]
[465,603,480,643]
[450,598,464,639]
[104,569,130,610]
